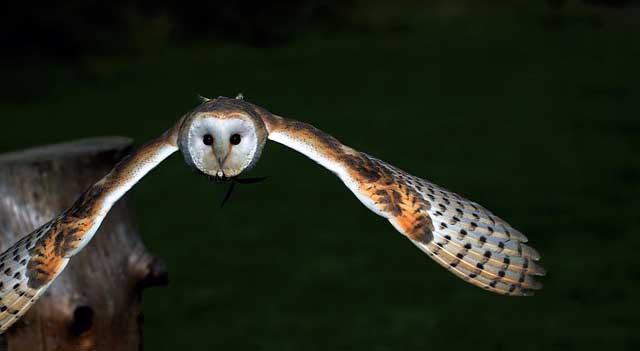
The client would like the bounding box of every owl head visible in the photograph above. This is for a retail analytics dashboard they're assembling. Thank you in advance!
[178,96,269,179]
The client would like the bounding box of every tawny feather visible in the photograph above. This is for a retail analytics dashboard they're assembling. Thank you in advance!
[0,224,67,331]
[262,113,545,296]
[0,131,179,333]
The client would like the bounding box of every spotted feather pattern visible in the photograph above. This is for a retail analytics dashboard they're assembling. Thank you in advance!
[371,157,545,295]
[262,113,545,296]
[0,219,69,331]
[0,131,179,333]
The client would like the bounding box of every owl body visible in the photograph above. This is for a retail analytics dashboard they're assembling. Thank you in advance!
[174,96,544,295]
[0,96,544,334]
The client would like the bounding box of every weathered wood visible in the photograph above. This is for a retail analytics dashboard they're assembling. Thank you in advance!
[0,137,168,351]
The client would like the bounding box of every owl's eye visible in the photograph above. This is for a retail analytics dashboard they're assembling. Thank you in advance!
[230,134,242,145]
[203,134,214,146]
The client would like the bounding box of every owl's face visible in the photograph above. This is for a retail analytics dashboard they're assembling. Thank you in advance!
[178,98,268,179]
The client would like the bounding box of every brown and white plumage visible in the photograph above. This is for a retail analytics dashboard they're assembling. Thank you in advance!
[174,97,543,297]
[0,126,182,333]
[0,223,61,331]
[261,113,545,296]
[183,97,545,295]
[0,95,544,333]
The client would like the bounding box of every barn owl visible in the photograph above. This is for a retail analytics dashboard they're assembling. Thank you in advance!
[0,96,544,333]
[178,97,545,294]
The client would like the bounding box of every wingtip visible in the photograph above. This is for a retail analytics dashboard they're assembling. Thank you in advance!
[521,289,536,297]
[521,243,541,261]
[510,228,529,243]
[530,262,547,276]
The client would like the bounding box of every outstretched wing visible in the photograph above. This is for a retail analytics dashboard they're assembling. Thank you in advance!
[0,132,179,333]
[261,114,545,296]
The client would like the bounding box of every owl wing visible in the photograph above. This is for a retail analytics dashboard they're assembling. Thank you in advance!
[0,132,180,333]
[0,218,70,331]
[261,114,545,296]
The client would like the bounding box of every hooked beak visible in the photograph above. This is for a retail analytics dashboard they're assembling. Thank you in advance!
[208,139,230,179]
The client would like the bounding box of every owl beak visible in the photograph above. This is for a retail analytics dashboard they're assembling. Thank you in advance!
[212,140,229,172]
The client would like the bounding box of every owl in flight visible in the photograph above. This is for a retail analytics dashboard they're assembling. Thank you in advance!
[0,96,544,333]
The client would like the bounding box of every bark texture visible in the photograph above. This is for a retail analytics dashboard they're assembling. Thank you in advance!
[0,137,167,351]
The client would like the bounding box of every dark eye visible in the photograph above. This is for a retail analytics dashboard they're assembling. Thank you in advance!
[203,134,214,146]
[230,134,241,145]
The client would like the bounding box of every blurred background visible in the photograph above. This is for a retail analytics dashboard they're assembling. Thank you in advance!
[1,0,639,349]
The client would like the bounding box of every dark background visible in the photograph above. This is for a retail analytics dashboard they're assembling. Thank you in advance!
[1,0,639,349]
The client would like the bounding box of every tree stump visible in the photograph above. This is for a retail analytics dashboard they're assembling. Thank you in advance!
[0,137,168,351]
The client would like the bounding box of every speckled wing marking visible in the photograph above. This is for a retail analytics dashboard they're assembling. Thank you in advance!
[0,219,70,331]
[0,212,99,331]
[262,114,545,296]
[372,157,545,296]
[0,131,180,334]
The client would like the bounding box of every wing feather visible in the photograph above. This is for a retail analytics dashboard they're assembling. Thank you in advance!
[263,115,545,296]
[0,133,178,333]
[0,225,68,332]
